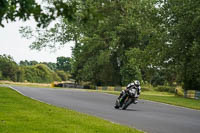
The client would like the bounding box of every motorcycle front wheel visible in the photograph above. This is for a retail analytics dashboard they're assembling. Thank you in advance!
[122,98,133,110]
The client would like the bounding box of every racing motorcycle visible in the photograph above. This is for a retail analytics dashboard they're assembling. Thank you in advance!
[114,87,138,110]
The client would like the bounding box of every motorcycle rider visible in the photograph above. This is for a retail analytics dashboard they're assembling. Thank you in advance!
[117,80,141,105]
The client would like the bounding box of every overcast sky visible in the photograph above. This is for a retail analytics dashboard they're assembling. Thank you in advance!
[0,20,74,63]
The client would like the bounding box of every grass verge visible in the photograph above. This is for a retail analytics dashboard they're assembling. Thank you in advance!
[140,92,200,110]
[0,80,51,88]
[0,86,143,133]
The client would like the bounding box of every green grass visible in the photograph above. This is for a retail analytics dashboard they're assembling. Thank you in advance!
[140,91,200,110]
[0,80,51,88]
[0,86,143,133]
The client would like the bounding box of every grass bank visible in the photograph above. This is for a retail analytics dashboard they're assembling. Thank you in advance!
[0,86,142,133]
[140,91,200,110]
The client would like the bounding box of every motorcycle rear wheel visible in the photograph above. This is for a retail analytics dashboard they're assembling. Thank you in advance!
[114,100,120,109]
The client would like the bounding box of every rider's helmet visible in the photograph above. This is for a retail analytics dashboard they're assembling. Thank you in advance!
[134,80,140,87]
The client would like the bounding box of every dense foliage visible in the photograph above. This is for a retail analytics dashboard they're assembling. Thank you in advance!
[157,0,200,90]
[56,56,72,72]
[0,55,18,81]
[0,0,77,27]
[2,0,200,90]
[22,64,61,83]
[0,54,71,83]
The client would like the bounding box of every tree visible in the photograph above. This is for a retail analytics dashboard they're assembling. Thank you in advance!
[0,54,18,81]
[157,0,200,90]
[16,67,25,82]
[69,0,159,85]
[17,0,200,90]
[120,48,142,85]
[19,60,29,66]
[0,0,78,27]
[0,0,50,27]
[41,62,57,71]
[20,0,158,86]
[56,56,72,72]
[20,60,38,66]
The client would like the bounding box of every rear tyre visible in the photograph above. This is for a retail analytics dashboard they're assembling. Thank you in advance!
[114,99,120,109]
[114,105,119,109]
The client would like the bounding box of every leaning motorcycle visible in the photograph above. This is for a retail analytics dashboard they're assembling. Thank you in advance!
[114,88,138,110]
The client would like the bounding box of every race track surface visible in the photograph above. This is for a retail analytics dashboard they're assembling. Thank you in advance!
[9,86,200,133]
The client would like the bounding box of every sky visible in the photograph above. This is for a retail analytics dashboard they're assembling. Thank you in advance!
[0,20,74,63]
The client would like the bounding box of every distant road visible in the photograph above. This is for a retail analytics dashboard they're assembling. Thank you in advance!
[10,86,200,133]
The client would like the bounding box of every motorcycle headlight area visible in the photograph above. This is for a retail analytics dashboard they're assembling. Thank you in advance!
[129,89,136,94]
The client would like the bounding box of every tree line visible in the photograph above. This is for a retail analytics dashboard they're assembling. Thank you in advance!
[1,0,200,90]
[0,54,71,83]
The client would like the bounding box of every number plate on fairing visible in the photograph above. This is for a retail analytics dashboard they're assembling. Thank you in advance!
[129,89,137,97]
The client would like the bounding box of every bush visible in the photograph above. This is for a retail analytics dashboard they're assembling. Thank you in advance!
[23,64,61,83]
[0,54,18,81]
[155,86,176,93]
[34,64,53,83]
[52,72,62,82]
[56,70,69,81]
[23,66,39,82]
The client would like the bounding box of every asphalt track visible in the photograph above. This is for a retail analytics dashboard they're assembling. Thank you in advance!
[9,86,200,133]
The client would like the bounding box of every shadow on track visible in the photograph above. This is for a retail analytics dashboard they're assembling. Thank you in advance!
[123,108,140,111]
[113,107,140,112]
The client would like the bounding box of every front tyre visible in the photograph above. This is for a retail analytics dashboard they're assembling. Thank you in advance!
[122,104,127,110]
[122,98,133,110]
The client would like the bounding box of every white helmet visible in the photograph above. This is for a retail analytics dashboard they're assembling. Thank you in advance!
[134,80,140,87]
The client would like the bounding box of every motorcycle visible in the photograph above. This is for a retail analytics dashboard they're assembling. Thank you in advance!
[114,87,138,110]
